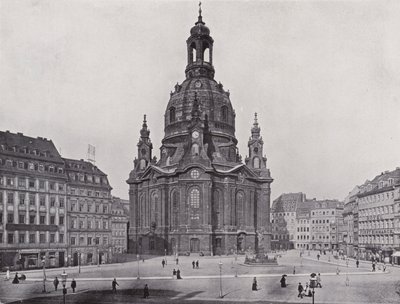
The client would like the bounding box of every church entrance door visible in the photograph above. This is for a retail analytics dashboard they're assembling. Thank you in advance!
[190,238,200,253]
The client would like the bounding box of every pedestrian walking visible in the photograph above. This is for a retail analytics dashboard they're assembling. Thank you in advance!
[176,257,179,265]
[71,278,77,293]
[143,284,149,298]
[293,266,296,275]
[162,259,165,268]
[317,254,320,260]
[192,261,195,269]
[172,269,177,277]
[280,275,287,287]
[297,282,304,298]
[372,262,376,272]
[112,278,119,293]
[383,263,386,272]
[5,269,10,281]
[316,273,322,288]
[176,269,182,279]
[53,277,59,291]
[304,282,311,297]
[252,277,258,291]
[12,273,19,284]
[196,260,199,269]
[356,259,359,268]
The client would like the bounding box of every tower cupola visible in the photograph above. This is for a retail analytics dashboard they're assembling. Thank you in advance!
[185,2,214,79]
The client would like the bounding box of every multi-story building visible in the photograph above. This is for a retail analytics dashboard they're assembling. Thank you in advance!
[341,186,360,257]
[295,200,314,250]
[111,197,129,254]
[64,158,113,266]
[357,168,400,262]
[0,131,68,270]
[271,193,306,250]
[310,199,343,250]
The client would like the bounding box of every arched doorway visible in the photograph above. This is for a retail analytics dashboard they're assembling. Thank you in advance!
[190,238,200,253]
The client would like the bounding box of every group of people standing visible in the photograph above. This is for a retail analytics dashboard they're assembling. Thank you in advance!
[297,273,322,299]
[52,277,76,293]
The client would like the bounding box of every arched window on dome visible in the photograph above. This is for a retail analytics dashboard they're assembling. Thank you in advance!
[169,107,176,123]
[171,191,179,230]
[253,157,260,169]
[221,106,228,123]
[191,143,199,156]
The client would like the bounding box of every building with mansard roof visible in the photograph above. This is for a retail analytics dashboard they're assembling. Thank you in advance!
[127,8,273,256]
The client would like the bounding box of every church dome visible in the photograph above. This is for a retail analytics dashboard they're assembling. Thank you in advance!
[163,11,237,147]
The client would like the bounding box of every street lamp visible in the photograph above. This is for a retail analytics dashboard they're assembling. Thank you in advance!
[78,251,81,274]
[218,261,223,298]
[61,270,68,304]
[137,254,140,279]
[41,259,46,293]
[309,274,317,304]
[234,246,238,277]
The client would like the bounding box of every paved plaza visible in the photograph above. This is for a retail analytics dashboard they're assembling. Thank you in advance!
[1,250,399,304]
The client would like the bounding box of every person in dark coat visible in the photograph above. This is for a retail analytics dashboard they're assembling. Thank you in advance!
[162,259,165,268]
[192,261,195,269]
[172,269,177,276]
[176,258,179,265]
[112,278,119,293]
[356,259,359,268]
[176,269,182,279]
[196,260,199,269]
[53,277,59,291]
[12,273,19,284]
[71,279,77,293]
[280,275,287,287]
[297,282,304,298]
[143,284,149,298]
[252,277,258,291]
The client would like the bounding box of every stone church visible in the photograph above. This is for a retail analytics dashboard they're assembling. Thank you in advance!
[127,9,273,256]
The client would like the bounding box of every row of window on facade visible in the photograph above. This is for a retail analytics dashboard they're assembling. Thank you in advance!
[359,191,396,204]
[0,158,64,174]
[68,172,108,185]
[311,210,335,216]
[359,220,395,229]
[0,192,65,208]
[70,235,108,246]
[169,105,230,124]
[69,201,110,213]
[69,188,109,198]
[0,212,64,225]
[359,235,394,244]
[0,176,65,191]
[359,205,395,216]
[69,218,109,230]
[272,212,296,217]
[0,232,64,244]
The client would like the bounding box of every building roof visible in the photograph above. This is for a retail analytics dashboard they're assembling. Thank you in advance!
[0,130,63,163]
[357,167,400,197]
[271,192,306,213]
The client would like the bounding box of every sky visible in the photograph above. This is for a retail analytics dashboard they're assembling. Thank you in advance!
[1,0,400,202]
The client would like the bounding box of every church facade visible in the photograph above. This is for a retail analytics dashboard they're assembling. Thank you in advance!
[127,9,273,256]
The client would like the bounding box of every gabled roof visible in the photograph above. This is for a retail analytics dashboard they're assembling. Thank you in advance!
[0,130,63,163]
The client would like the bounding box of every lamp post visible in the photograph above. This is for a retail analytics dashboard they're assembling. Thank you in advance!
[234,246,238,277]
[309,274,317,304]
[78,251,81,274]
[61,270,68,304]
[218,261,223,298]
[41,259,46,293]
[137,254,140,279]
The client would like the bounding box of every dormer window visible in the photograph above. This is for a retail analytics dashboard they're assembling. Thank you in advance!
[379,181,384,188]
[388,178,394,186]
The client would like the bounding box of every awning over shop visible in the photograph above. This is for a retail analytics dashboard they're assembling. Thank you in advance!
[391,251,400,257]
